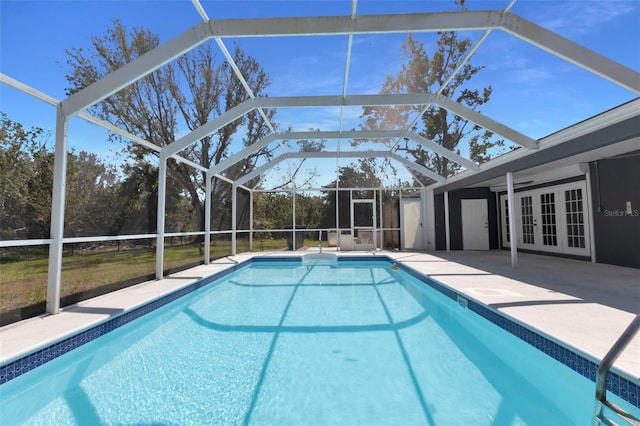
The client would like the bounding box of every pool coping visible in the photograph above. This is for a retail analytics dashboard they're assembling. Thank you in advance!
[0,251,638,410]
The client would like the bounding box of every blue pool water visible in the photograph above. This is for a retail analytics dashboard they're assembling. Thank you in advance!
[0,259,637,425]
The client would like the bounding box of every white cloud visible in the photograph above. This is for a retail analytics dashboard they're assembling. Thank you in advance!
[532,1,637,36]
[511,67,555,84]
[275,106,367,132]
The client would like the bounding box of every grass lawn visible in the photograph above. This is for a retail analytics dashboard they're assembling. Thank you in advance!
[0,238,320,325]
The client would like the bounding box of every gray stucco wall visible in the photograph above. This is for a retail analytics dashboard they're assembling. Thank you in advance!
[589,153,640,269]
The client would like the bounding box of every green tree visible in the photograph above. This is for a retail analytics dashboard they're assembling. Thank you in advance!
[107,160,158,235]
[0,113,120,240]
[295,193,324,230]
[64,20,276,236]
[64,151,119,237]
[24,146,54,239]
[360,0,504,179]
[0,113,48,239]
[253,192,292,231]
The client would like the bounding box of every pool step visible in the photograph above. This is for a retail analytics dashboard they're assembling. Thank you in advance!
[302,253,338,266]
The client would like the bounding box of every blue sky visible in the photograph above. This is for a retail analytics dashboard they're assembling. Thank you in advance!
[1,0,639,187]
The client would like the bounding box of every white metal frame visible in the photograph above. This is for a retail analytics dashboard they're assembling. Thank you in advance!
[0,0,638,315]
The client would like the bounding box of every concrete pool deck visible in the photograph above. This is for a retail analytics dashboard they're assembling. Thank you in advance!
[1,250,638,385]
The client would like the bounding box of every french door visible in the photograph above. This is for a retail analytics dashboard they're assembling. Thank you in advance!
[500,181,590,257]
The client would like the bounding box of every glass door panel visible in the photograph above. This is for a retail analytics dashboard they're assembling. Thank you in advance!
[565,188,586,249]
[540,192,558,247]
[520,196,535,246]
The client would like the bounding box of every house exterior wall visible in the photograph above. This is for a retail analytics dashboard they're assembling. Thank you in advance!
[431,154,640,269]
[589,154,640,269]
[434,187,499,251]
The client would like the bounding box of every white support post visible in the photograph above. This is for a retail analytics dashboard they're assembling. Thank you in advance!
[204,171,212,264]
[379,189,384,250]
[46,106,69,315]
[444,191,451,252]
[232,185,237,256]
[349,190,354,243]
[506,172,518,268]
[292,191,297,251]
[155,154,168,279]
[495,193,502,248]
[424,188,436,251]
[373,189,378,249]
[335,163,340,248]
[584,166,597,263]
[399,190,403,249]
[249,190,254,252]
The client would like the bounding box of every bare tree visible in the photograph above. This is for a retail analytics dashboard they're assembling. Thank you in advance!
[64,20,276,233]
[360,0,505,180]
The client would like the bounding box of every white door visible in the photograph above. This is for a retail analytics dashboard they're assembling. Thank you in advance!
[461,199,490,250]
[400,198,424,250]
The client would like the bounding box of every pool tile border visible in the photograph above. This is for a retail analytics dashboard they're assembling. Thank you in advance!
[0,255,638,410]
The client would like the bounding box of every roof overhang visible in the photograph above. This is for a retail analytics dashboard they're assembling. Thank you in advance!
[430,98,640,193]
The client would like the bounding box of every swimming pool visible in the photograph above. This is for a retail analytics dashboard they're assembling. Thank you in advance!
[1,256,638,425]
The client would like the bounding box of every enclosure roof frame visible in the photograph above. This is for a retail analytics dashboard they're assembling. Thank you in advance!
[7,3,639,191]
